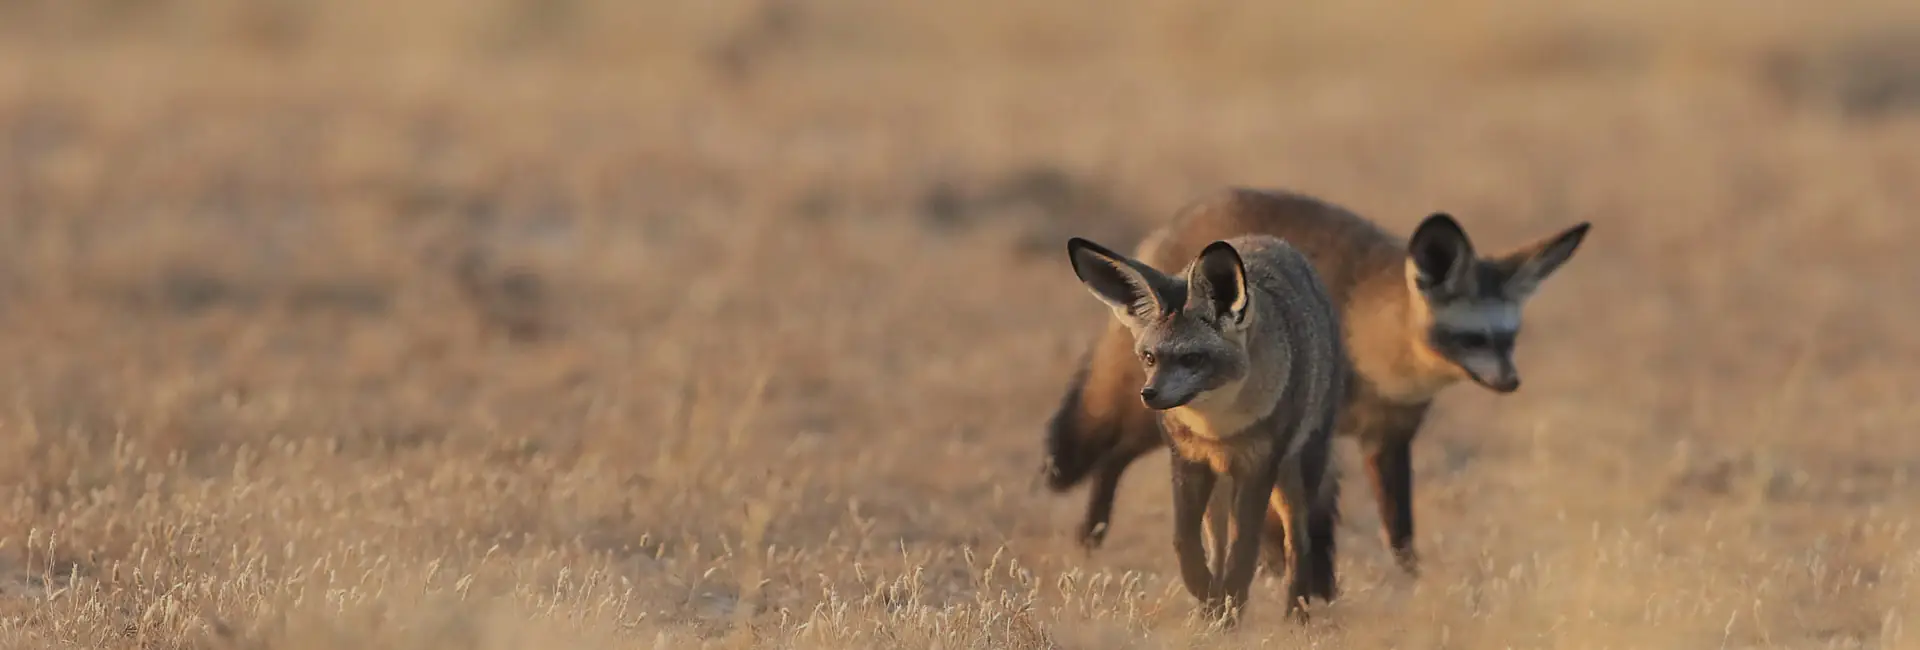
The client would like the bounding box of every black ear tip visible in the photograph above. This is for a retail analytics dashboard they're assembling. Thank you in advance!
[1557,222,1593,249]
[1066,236,1125,283]
[1065,236,1103,259]
[1197,240,1246,270]
[1415,212,1463,233]
[1200,240,1238,256]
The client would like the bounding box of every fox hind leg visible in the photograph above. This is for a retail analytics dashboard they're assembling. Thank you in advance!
[1300,428,1339,602]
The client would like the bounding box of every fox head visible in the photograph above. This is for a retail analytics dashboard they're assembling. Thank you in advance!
[1066,237,1254,411]
[1403,213,1589,394]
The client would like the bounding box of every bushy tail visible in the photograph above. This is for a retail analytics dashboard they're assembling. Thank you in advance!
[1041,354,1112,492]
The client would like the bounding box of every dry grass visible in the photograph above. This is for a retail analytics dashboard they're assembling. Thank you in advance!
[1,0,1919,648]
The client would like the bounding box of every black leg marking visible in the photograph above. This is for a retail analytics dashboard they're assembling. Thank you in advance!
[1272,461,1313,623]
[1301,429,1339,602]
[1077,439,1157,551]
[1365,435,1418,576]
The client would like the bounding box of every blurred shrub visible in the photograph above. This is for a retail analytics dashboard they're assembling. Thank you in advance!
[1762,26,1920,119]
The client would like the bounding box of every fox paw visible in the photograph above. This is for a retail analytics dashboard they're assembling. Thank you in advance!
[1077,522,1108,551]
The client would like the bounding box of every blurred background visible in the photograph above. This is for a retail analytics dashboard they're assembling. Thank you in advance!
[1,0,1919,648]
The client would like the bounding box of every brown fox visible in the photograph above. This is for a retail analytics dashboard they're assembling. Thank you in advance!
[1064,232,1349,625]
[1043,188,1589,577]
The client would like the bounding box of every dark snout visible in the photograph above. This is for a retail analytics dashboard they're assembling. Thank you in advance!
[1139,385,1193,410]
[1479,374,1521,393]
[1455,352,1523,394]
[1468,367,1521,393]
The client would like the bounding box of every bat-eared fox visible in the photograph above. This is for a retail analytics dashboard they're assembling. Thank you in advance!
[1046,187,1590,580]
[1064,229,1348,624]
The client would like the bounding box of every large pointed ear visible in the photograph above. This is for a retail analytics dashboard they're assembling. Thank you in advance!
[1498,222,1590,299]
[1066,237,1170,326]
[1188,240,1250,326]
[1406,212,1475,294]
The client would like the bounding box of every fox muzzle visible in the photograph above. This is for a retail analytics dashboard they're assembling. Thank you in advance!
[1139,385,1194,410]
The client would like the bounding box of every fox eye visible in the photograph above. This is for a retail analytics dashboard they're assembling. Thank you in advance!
[1175,352,1207,367]
[1454,332,1490,348]
[1140,351,1157,367]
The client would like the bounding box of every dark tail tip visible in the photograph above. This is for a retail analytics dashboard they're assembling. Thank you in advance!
[1041,362,1099,492]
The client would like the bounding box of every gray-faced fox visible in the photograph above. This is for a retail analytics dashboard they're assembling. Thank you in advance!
[1064,232,1349,625]
[1045,188,1589,577]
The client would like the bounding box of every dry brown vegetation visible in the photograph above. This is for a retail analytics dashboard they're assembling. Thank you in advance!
[1,0,1919,647]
